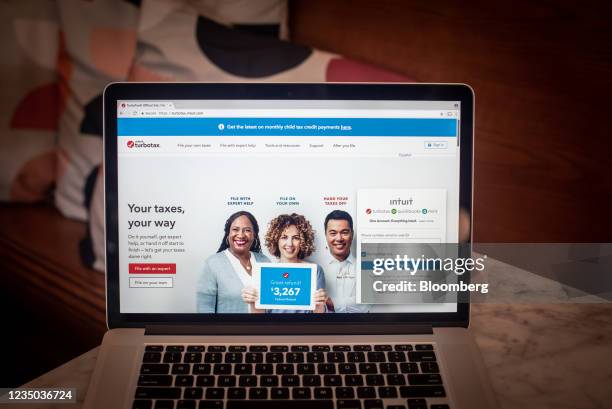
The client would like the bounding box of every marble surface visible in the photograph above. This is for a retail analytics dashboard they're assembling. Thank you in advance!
[7,257,612,409]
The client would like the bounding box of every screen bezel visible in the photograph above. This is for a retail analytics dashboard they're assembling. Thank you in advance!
[103,83,474,329]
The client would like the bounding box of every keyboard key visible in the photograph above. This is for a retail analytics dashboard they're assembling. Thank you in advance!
[314,387,333,399]
[367,352,385,362]
[339,363,357,374]
[186,345,205,352]
[408,374,443,385]
[276,363,294,374]
[245,353,263,363]
[344,374,364,386]
[166,346,184,352]
[225,353,243,363]
[324,375,342,386]
[357,386,376,398]
[163,352,182,363]
[249,345,268,352]
[195,375,215,386]
[333,345,351,351]
[420,362,440,373]
[400,363,419,373]
[227,401,333,409]
[207,346,226,352]
[138,375,172,387]
[193,364,211,375]
[353,345,372,351]
[281,375,299,386]
[373,344,392,351]
[248,388,268,399]
[213,364,232,374]
[261,375,279,386]
[141,364,170,374]
[132,399,152,409]
[303,374,322,386]
[145,345,163,352]
[365,375,384,386]
[266,352,284,363]
[327,352,345,363]
[317,363,336,374]
[297,363,315,374]
[172,364,190,374]
[291,345,310,352]
[337,399,360,409]
[364,399,384,409]
[312,345,331,352]
[175,375,194,386]
[270,387,289,399]
[307,352,325,363]
[135,387,181,399]
[415,344,434,351]
[408,351,437,362]
[335,387,355,398]
[270,388,289,399]
[176,400,195,409]
[430,405,450,409]
[217,375,236,387]
[380,363,398,373]
[347,352,366,362]
[407,398,427,409]
[255,363,273,374]
[378,386,398,398]
[205,388,224,399]
[229,345,247,352]
[238,375,257,387]
[399,386,446,398]
[199,401,222,409]
[204,353,222,363]
[292,387,311,399]
[270,345,289,352]
[227,388,246,399]
[359,363,378,374]
[142,352,161,363]
[388,351,406,362]
[183,388,203,399]
[286,352,304,363]
[394,344,413,351]
[234,363,252,375]
[154,400,173,409]
[386,374,406,385]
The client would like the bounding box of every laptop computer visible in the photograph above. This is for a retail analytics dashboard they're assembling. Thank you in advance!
[84,83,496,409]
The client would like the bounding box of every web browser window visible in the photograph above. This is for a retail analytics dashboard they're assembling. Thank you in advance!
[116,99,461,314]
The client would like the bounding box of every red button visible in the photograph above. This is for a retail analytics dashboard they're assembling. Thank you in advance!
[129,263,176,274]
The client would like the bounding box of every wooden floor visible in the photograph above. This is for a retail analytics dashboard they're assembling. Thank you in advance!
[290,0,612,242]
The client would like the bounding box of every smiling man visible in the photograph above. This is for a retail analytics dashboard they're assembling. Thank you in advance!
[324,210,370,313]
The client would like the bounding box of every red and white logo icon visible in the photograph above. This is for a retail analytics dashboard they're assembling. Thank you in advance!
[282,272,289,279]
[366,208,372,214]
[127,140,135,148]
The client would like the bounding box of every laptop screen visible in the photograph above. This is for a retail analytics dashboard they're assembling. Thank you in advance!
[115,99,461,315]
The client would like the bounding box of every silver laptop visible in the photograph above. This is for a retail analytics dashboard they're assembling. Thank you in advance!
[84,83,496,409]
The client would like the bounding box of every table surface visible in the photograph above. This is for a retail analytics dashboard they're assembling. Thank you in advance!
[8,257,612,409]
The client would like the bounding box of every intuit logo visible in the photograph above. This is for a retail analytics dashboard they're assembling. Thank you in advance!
[389,197,414,205]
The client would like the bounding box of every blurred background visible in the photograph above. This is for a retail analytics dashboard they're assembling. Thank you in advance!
[0,0,610,387]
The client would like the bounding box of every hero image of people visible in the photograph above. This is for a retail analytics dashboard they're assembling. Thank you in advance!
[197,210,368,313]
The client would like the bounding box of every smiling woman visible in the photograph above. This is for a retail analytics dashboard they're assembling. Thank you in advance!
[196,211,270,313]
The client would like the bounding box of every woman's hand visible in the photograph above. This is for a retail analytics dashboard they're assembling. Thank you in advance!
[314,289,328,313]
[241,287,264,313]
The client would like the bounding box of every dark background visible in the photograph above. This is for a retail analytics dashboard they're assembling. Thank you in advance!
[2,0,611,388]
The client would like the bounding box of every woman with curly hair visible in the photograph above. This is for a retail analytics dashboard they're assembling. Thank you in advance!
[241,213,330,313]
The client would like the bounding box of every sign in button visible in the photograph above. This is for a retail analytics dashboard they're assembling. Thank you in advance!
[424,141,448,149]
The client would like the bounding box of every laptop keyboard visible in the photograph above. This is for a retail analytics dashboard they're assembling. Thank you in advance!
[133,344,449,409]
